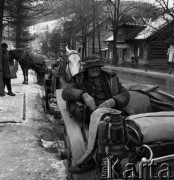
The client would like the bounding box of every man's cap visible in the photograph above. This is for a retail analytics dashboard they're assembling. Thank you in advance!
[84,56,103,69]
[1,43,8,48]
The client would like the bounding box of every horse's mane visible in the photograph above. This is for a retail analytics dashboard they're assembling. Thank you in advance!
[56,55,71,81]
[67,50,79,56]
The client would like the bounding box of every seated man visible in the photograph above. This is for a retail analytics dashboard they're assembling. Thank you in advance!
[62,56,130,174]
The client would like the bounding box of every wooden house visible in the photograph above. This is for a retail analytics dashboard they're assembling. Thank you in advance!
[134,14,173,68]
[105,14,174,68]
[86,18,113,57]
[104,14,147,64]
[74,17,113,58]
[74,0,158,60]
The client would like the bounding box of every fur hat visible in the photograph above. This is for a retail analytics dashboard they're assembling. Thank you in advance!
[84,56,103,69]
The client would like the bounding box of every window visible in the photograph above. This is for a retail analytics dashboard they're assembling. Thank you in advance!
[134,44,143,59]
[118,28,123,35]
[110,51,112,58]
[139,46,144,59]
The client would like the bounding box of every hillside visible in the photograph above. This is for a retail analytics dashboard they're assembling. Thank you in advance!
[31,0,159,26]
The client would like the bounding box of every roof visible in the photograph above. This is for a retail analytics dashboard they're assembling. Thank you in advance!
[119,14,147,26]
[105,14,174,42]
[76,17,111,37]
[103,14,148,42]
[104,35,113,42]
[101,48,108,51]
[135,14,173,40]
[104,26,145,42]
[126,26,146,40]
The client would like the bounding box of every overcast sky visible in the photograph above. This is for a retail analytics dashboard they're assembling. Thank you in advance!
[123,0,173,7]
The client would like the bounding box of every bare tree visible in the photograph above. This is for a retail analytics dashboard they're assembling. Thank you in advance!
[105,0,136,65]
[61,0,104,60]
[91,0,105,57]
[72,0,94,60]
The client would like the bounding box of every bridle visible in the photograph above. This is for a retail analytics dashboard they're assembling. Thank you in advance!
[66,51,82,78]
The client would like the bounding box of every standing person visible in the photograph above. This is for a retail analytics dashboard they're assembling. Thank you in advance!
[62,56,130,174]
[1,43,15,96]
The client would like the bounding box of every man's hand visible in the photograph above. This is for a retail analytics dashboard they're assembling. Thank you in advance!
[82,93,96,111]
[98,98,116,109]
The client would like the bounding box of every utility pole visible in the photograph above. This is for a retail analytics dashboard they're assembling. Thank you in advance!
[0,0,5,96]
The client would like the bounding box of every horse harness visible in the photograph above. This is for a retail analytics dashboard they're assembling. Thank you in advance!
[19,49,50,73]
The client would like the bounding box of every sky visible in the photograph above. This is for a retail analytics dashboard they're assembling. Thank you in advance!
[123,0,173,7]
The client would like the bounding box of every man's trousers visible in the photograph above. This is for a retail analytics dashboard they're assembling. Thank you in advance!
[3,78,12,92]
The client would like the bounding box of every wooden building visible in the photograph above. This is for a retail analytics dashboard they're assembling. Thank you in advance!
[105,14,174,68]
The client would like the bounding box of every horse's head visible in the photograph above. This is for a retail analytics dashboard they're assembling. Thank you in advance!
[9,49,25,62]
[65,47,81,77]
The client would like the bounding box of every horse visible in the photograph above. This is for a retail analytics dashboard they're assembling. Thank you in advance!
[44,46,82,110]
[9,49,47,85]
[50,46,82,89]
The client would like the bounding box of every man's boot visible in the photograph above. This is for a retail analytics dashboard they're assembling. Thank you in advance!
[7,91,16,96]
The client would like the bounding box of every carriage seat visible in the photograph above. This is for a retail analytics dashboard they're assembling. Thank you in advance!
[122,84,174,116]
[127,111,174,158]
[122,91,152,115]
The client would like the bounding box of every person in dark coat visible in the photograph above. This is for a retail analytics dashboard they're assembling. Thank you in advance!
[1,43,15,96]
[62,56,130,174]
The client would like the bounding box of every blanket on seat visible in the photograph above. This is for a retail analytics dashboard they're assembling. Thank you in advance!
[122,83,174,115]
[123,83,159,92]
[127,111,174,144]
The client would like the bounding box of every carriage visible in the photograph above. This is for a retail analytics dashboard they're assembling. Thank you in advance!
[45,47,174,180]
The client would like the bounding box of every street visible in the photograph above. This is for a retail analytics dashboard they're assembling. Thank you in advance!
[104,66,174,96]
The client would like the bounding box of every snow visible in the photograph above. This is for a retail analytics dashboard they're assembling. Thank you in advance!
[104,35,113,42]
[29,19,62,34]
[135,14,173,40]
[29,16,73,34]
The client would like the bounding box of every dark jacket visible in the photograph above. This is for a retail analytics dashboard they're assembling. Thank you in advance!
[2,50,11,79]
[62,69,130,114]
